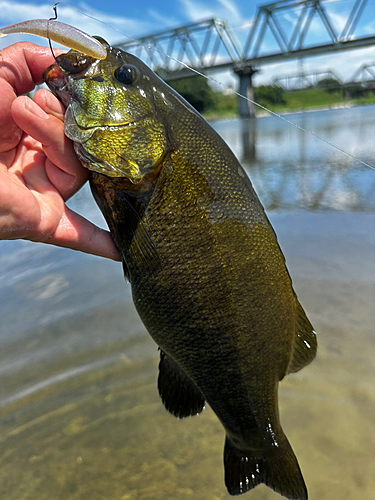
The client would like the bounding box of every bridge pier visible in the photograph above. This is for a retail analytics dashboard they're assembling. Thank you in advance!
[234,66,258,119]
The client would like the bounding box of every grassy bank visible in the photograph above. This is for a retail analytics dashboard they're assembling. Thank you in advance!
[203,89,375,120]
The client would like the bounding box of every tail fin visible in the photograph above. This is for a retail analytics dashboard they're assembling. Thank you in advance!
[224,436,308,499]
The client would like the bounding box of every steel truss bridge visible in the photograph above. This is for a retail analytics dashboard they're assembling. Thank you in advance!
[350,62,375,89]
[117,0,374,117]
[273,70,343,91]
[272,63,375,92]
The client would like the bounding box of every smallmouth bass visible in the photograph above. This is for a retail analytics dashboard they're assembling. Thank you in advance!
[8,22,318,499]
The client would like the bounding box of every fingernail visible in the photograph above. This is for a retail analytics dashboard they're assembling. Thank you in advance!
[33,90,65,120]
[25,97,49,119]
[44,91,65,116]
[44,91,59,110]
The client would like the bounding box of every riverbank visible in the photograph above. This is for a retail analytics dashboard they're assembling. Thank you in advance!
[203,88,375,120]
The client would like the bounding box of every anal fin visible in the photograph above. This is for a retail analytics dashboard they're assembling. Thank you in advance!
[288,298,317,374]
[158,350,205,419]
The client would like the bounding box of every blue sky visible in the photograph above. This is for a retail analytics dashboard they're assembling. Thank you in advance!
[0,0,375,87]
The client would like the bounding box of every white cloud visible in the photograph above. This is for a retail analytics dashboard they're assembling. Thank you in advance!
[236,17,254,32]
[216,0,241,24]
[148,9,180,28]
[180,0,214,22]
[363,18,375,36]
[326,11,348,36]
[180,0,242,24]
[0,0,52,19]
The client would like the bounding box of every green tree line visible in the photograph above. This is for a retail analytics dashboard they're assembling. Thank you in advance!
[166,75,375,117]
[167,76,286,113]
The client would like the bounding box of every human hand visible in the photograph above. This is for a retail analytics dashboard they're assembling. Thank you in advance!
[0,42,120,260]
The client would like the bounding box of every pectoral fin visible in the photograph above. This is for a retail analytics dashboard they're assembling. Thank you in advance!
[158,350,205,419]
[287,298,317,374]
[114,196,161,272]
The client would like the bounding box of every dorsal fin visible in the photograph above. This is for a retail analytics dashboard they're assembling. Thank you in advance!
[287,298,317,374]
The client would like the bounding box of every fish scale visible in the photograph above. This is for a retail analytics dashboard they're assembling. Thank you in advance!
[36,26,317,499]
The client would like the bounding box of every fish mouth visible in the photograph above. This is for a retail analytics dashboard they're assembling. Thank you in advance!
[65,111,153,181]
[74,140,160,182]
[73,142,131,178]
[44,64,72,108]
[65,104,137,139]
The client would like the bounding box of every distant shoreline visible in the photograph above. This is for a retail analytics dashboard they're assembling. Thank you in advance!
[255,100,356,118]
[203,89,375,121]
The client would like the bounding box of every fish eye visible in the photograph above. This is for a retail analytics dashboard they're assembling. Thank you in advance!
[56,53,95,74]
[114,65,138,85]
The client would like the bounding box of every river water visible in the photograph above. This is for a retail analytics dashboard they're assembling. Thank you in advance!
[0,105,374,500]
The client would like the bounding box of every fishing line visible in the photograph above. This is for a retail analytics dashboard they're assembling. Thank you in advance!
[55,3,375,172]
[160,62,375,172]
[47,3,59,64]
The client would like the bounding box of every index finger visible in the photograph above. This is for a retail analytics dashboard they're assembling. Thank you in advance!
[0,42,64,152]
